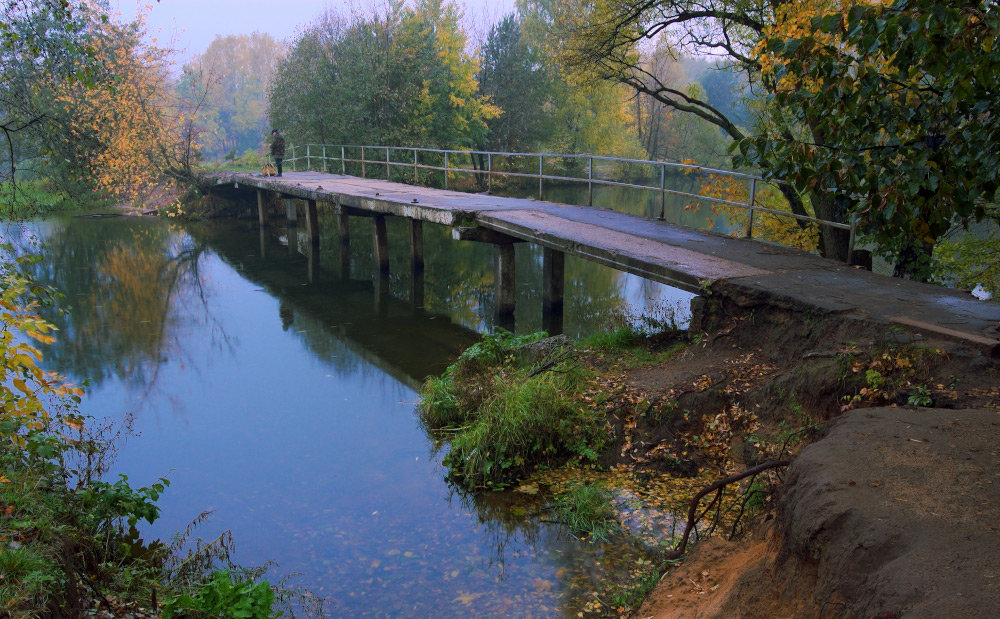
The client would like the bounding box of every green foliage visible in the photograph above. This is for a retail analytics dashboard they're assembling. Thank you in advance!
[580,327,644,351]
[740,0,1000,276]
[932,225,1000,296]
[550,482,621,541]
[420,331,607,489]
[907,385,933,408]
[269,0,497,150]
[162,570,279,619]
[477,14,556,152]
[78,474,170,530]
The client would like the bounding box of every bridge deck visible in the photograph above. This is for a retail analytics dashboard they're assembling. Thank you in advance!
[207,170,1000,353]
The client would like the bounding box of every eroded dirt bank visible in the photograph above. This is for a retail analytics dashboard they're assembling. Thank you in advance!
[616,280,1000,618]
[639,406,1000,617]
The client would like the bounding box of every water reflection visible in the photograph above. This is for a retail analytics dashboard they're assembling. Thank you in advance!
[23,214,694,616]
[17,217,223,390]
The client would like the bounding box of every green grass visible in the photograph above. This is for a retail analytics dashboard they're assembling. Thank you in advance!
[581,327,687,368]
[550,483,621,542]
[420,330,606,489]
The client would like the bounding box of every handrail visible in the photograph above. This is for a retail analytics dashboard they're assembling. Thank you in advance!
[285,143,857,259]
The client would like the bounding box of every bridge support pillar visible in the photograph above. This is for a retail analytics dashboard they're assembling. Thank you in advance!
[257,190,268,228]
[373,214,389,273]
[409,220,424,308]
[375,270,390,315]
[542,248,565,334]
[409,219,424,272]
[494,243,516,323]
[285,199,298,227]
[305,199,320,248]
[337,207,351,279]
[258,226,267,259]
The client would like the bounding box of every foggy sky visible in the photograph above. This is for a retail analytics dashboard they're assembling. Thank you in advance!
[113,0,517,61]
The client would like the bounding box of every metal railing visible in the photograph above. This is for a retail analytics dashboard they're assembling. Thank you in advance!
[285,143,856,258]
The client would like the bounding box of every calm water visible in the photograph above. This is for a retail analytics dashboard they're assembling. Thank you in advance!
[13,186,697,616]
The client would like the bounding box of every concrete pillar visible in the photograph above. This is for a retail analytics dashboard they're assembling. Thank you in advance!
[410,267,424,309]
[337,209,351,280]
[373,214,389,273]
[306,243,318,284]
[409,219,425,308]
[285,199,298,227]
[494,243,515,322]
[257,190,267,228]
[409,219,424,273]
[542,247,565,334]
[542,248,565,315]
[375,269,390,315]
[258,226,267,259]
[305,199,320,249]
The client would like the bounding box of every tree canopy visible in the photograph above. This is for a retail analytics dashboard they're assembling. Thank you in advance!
[742,0,1000,277]
[268,0,498,149]
[1,0,200,208]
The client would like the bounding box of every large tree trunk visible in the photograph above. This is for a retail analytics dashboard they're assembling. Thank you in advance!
[811,191,852,262]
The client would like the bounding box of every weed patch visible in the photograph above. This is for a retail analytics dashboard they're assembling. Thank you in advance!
[420,330,607,489]
[550,482,621,542]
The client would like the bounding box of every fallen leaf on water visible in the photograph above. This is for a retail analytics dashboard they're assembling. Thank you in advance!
[516,483,539,495]
[453,592,483,605]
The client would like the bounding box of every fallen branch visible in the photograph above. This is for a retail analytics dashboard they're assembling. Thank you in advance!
[666,459,791,559]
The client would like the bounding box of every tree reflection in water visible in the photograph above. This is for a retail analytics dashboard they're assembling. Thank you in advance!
[21,216,225,391]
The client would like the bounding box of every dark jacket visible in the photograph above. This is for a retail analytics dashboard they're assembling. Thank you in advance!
[270,132,286,157]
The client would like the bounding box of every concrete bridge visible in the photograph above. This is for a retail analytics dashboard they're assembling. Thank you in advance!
[203,168,1000,356]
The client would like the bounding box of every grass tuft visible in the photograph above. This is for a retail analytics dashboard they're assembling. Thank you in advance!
[550,482,621,542]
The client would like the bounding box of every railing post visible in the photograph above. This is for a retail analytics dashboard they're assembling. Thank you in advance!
[444,151,449,189]
[341,146,346,175]
[487,153,492,194]
[746,178,757,239]
[659,163,666,220]
[322,145,327,173]
[538,154,543,200]
[361,146,366,178]
[306,144,311,170]
[588,156,593,206]
[386,147,391,180]
[291,145,296,171]
[413,149,418,184]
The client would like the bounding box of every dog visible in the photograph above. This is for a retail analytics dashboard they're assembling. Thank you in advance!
[261,162,277,176]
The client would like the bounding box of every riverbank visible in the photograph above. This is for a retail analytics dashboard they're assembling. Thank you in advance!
[420,278,999,616]
[617,295,999,616]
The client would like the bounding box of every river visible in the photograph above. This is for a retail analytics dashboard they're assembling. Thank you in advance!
[11,183,713,616]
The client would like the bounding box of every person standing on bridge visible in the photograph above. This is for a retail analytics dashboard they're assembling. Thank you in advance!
[270,128,286,177]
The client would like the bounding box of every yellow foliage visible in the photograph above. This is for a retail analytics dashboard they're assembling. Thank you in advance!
[42,2,196,200]
[690,174,819,251]
[1,257,85,445]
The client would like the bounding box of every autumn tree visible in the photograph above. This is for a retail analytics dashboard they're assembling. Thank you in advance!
[553,0,854,259]
[1,1,200,207]
[516,0,645,160]
[178,33,286,160]
[742,0,1000,278]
